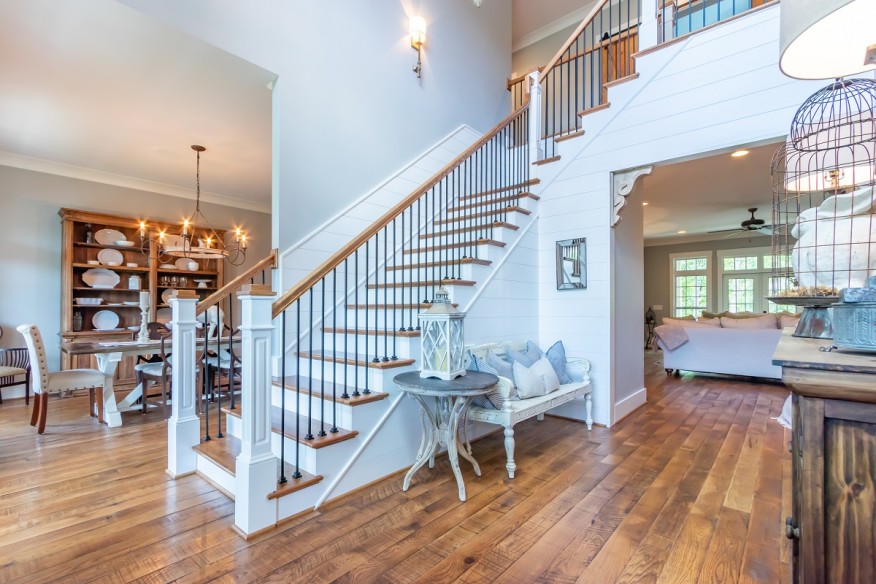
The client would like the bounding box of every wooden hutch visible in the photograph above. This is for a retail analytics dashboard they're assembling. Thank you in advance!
[60,208,225,387]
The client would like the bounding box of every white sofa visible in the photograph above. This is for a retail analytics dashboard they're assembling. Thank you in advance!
[658,327,784,379]
[464,341,592,479]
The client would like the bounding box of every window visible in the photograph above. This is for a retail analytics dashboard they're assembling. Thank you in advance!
[670,252,711,318]
[674,0,752,37]
[717,248,799,314]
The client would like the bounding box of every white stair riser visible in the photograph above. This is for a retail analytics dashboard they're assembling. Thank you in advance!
[195,454,236,497]
[417,226,518,246]
[318,333,420,360]
[403,243,506,264]
[383,261,486,282]
[268,385,388,429]
[367,285,475,306]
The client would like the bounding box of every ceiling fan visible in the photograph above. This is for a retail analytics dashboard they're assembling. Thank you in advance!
[708,208,773,237]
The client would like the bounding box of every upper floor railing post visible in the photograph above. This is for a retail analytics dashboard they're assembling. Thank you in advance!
[527,71,544,164]
[639,0,660,51]
[234,283,279,537]
[167,290,200,478]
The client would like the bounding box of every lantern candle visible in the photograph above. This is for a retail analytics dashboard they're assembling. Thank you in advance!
[139,290,149,309]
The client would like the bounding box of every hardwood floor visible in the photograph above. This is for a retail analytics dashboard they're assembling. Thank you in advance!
[0,355,792,583]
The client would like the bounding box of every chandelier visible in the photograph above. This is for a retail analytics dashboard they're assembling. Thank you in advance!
[139,145,248,266]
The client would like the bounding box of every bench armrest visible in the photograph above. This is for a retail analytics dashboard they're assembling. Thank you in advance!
[565,358,591,383]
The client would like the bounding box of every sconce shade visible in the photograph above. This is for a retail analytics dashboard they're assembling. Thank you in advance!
[780,0,876,80]
[409,15,427,49]
[418,288,466,380]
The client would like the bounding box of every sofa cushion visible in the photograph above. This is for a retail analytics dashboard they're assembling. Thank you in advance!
[664,317,720,328]
[722,311,761,319]
[720,314,778,329]
[663,314,696,322]
[545,341,573,384]
[701,310,727,319]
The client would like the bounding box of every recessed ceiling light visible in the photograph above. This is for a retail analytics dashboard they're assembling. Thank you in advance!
[731,149,750,158]
[678,230,687,234]
[642,202,649,206]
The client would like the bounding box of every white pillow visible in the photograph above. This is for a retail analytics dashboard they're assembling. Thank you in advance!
[720,314,778,329]
[513,359,546,399]
[531,356,561,394]
[663,317,720,328]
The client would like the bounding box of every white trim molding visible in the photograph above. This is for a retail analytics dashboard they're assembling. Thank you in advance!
[611,165,653,226]
[614,387,646,422]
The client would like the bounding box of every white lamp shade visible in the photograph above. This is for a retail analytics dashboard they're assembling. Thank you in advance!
[783,143,876,192]
[780,0,876,80]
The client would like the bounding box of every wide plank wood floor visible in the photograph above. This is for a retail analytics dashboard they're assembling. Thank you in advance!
[0,353,792,583]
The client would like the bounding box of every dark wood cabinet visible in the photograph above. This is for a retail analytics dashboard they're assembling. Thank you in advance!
[774,331,876,584]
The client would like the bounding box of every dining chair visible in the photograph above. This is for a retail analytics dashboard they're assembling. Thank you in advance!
[134,322,172,418]
[16,324,108,434]
[0,347,31,405]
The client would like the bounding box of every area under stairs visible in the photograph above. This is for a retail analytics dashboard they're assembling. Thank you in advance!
[191,178,541,521]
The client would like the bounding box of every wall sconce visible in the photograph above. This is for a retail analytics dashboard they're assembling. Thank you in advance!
[409,15,426,78]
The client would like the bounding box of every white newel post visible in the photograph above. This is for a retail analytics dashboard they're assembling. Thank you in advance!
[234,284,279,537]
[527,70,544,165]
[167,290,200,478]
[638,0,662,49]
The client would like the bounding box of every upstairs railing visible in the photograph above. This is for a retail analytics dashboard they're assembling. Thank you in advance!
[538,0,641,158]
[267,104,531,486]
[658,0,770,42]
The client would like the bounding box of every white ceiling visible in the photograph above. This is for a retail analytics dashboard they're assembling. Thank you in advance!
[512,0,598,51]
[0,0,274,212]
[641,142,783,245]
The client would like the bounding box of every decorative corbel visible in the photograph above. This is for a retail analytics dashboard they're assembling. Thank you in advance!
[611,165,653,227]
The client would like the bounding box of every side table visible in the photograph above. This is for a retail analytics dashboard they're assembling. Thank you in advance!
[393,371,499,501]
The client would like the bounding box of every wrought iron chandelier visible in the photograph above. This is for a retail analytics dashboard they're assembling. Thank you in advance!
[139,145,248,266]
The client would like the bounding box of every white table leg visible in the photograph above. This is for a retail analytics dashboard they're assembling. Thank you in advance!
[95,352,122,427]
[402,394,439,492]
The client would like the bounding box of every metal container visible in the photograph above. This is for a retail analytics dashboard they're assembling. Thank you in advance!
[831,302,876,352]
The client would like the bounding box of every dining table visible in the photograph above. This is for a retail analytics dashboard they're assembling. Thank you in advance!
[60,335,239,427]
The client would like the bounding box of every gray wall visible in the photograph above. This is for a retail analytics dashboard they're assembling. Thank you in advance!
[644,235,770,321]
[121,0,513,251]
[0,165,271,370]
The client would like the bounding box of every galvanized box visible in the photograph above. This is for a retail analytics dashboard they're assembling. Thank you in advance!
[831,302,876,352]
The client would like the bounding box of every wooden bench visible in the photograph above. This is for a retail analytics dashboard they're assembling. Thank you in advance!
[464,341,592,478]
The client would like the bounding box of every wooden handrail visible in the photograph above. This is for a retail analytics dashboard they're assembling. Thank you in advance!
[197,249,278,316]
[541,0,612,79]
[271,104,530,319]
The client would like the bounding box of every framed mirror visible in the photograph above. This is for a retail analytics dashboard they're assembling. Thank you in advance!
[556,237,586,290]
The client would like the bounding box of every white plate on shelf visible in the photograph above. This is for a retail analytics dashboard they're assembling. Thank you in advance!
[159,264,177,270]
[156,307,172,324]
[97,248,123,266]
[161,288,174,305]
[194,279,211,289]
[175,258,199,271]
[82,268,120,289]
[95,229,125,246]
[92,310,119,331]
[122,301,139,306]
[127,325,140,331]
[115,240,135,248]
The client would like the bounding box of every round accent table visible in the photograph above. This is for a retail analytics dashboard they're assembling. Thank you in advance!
[393,371,499,501]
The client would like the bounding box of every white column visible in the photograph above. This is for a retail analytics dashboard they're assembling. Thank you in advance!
[638,0,661,50]
[167,290,200,478]
[235,284,279,537]
[527,71,544,164]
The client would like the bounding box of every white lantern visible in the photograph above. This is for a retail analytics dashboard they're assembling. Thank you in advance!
[418,288,466,380]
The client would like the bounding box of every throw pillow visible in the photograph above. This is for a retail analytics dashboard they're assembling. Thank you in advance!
[663,317,720,328]
[467,354,502,409]
[722,311,760,319]
[486,349,514,382]
[508,345,541,367]
[779,315,801,329]
[525,340,545,360]
[545,340,573,384]
[512,359,547,399]
[720,314,778,329]
[531,356,561,393]
[700,310,727,319]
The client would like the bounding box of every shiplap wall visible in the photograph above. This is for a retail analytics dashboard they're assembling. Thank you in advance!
[279,126,480,293]
[534,4,826,426]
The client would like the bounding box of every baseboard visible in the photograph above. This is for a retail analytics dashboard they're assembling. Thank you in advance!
[614,388,647,423]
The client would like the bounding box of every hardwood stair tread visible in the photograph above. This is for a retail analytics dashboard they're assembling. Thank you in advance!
[404,239,505,254]
[419,222,518,239]
[554,129,586,143]
[448,193,539,213]
[386,257,491,271]
[322,327,421,338]
[192,435,324,499]
[298,351,416,369]
[578,102,611,117]
[271,376,390,406]
[366,279,475,289]
[222,405,359,449]
[533,155,561,166]
[436,206,531,225]
[459,179,540,201]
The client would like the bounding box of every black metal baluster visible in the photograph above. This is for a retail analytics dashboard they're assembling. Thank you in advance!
[382,225,389,362]
[391,219,398,360]
[330,269,338,433]
[319,278,326,437]
[203,326,210,441]
[364,240,371,395]
[353,249,361,397]
[294,302,301,478]
[279,311,287,484]
[215,306,223,439]
[409,205,416,331]
[342,258,350,399]
[228,297,235,410]
[306,288,314,440]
